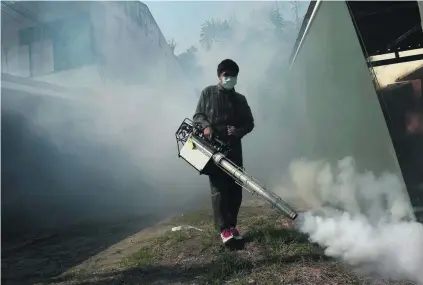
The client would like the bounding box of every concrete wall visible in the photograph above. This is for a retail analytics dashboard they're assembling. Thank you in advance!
[90,1,185,87]
[1,2,90,78]
[1,1,185,89]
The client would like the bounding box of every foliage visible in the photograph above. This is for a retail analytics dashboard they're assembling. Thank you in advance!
[176,2,306,81]
[176,45,199,76]
[268,5,285,34]
[167,38,177,55]
[199,18,232,51]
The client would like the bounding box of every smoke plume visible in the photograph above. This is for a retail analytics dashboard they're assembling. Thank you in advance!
[290,157,422,283]
[301,211,423,284]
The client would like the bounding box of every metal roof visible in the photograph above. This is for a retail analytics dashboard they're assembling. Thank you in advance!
[290,1,423,67]
[348,1,422,56]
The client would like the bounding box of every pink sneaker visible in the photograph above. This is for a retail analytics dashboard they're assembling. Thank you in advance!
[230,227,243,240]
[220,229,234,244]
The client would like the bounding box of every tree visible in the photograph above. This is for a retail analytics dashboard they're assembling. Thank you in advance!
[199,18,232,51]
[289,0,306,31]
[167,38,177,55]
[176,45,200,76]
[269,4,285,33]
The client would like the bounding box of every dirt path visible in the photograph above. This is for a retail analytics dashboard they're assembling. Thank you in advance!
[4,198,412,285]
[1,199,282,285]
[32,202,414,285]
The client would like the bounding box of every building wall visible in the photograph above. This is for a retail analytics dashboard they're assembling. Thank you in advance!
[289,1,414,217]
[1,1,185,89]
[1,1,91,78]
[88,1,185,88]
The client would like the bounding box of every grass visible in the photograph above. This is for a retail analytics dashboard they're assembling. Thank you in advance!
[116,206,361,285]
[13,205,415,285]
[49,205,413,285]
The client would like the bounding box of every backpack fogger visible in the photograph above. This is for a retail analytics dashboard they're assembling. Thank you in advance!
[175,118,298,220]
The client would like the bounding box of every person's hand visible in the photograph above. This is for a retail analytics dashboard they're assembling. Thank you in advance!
[227,125,236,136]
[204,127,212,137]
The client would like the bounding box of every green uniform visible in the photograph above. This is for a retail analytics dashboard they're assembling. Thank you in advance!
[193,84,254,231]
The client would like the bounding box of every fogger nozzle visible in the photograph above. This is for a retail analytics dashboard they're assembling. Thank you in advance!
[213,153,298,220]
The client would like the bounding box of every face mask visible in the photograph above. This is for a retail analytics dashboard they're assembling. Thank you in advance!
[220,76,237,90]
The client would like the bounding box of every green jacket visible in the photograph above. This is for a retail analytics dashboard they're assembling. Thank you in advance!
[193,84,255,168]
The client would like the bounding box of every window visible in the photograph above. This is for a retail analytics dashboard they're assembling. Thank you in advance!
[19,25,53,77]
[19,12,94,76]
[51,13,94,71]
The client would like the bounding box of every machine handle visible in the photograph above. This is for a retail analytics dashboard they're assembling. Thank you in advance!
[192,114,231,152]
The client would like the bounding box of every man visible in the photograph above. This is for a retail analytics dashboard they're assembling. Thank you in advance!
[193,59,255,244]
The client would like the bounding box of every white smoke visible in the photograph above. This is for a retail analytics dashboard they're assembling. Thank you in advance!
[301,211,423,284]
[289,157,415,221]
[290,157,422,283]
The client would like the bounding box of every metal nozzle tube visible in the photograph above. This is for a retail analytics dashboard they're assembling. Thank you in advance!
[213,153,298,220]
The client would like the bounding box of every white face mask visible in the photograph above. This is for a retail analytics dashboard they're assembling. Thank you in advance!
[220,76,237,90]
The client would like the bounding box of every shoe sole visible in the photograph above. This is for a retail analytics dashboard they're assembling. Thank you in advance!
[223,238,246,250]
[221,235,234,244]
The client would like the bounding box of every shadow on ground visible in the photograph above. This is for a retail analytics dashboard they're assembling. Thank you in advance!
[46,217,335,285]
[48,227,332,285]
[0,106,163,285]
[48,255,331,285]
[1,215,170,285]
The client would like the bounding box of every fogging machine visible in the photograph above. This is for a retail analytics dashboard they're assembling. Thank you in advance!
[175,118,298,220]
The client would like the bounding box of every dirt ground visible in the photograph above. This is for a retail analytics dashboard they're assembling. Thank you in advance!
[1,200,417,285]
[1,213,169,285]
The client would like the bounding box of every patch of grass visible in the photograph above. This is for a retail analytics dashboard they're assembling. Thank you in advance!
[116,206,360,285]
[247,221,325,262]
[55,267,89,282]
[170,208,213,226]
[199,229,219,251]
[156,230,191,245]
[121,247,157,268]
[205,252,256,284]
[121,225,217,271]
